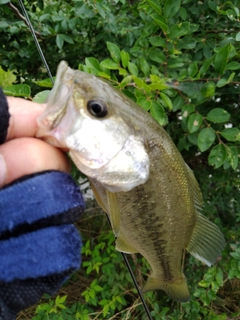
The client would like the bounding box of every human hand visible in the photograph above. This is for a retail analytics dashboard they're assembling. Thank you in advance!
[0,96,70,187]
[0,96,84,320]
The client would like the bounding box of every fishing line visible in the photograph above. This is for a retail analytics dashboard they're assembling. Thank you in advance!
[18,0,54,84]
[16,2,153,319]
[105,215,153,320]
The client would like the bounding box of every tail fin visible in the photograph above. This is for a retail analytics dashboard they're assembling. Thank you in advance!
[142,276,190,302]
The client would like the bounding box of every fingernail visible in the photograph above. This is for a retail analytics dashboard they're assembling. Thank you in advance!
[0,154,7,187]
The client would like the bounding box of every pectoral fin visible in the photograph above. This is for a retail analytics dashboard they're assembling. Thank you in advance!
[90,180,108,213]
[186,212,225,266]
[116,233,138,253]
[106,191,121,237]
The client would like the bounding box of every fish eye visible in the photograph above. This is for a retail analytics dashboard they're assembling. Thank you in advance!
[87,100,108,118]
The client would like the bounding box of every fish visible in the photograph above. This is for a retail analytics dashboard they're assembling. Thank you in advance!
[36,61,225,302]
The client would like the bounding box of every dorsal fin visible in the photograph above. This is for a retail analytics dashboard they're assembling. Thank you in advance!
[184,164,225,265]
[186,212,225,266]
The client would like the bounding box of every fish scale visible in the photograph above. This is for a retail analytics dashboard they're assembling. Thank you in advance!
[37,61,225,302]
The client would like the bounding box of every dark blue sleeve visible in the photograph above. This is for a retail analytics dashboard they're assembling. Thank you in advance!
[0,92,85,320]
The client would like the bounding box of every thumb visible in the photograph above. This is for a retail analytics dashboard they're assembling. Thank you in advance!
[0,137,71,187]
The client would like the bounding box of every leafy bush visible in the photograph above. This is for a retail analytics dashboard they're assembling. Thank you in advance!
[1,0,240,319]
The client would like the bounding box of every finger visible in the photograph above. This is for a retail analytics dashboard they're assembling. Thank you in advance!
[0,137,71,187]
[6,97,46,141]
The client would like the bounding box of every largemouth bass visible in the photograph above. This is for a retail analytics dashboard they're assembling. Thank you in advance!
[36,61,225,302]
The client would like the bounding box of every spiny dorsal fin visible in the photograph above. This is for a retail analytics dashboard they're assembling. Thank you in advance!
[185,163,203,211]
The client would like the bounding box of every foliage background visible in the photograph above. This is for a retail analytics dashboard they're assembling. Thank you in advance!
[0,0,240,319]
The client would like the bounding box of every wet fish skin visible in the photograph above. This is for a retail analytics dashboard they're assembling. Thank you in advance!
[37,61,225,302]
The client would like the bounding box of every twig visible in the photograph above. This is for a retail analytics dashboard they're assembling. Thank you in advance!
[206,29,237,34]
[7,2,42,38]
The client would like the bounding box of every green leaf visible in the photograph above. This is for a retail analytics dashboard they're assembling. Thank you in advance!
[150,101,168,126]
[100,59,119,70]
[3,84,31,98]
[187,113,203,133]
[94,285,103,292]
[215,268,223,286]
[98,72,111,79]
[146,0,162,14]
[200,82,216,98]
[188,62,198,78]
[208,144,227,168]
[236,31,240,41]
[118,75,132,88]
[140,58,150,76]
[0,0,10,3]
[0,66,16,87]
[33,90,50,103]
[148,83,169,90]
[181,104,195,118]
[107,42,121,64]
[172,95,185,112]
[206,108,230,123]
[220,128,240,141]
[226,72,235,83]
[96,3,106,18]
[0,21,9,28]
[151,14,169,33]
[169,22,190,39]
[149,48,166,64]
[226,61,240,70]
[187,133,198,146]
[137,97,151,111]
[35,78,54,88]
[61,34,74,44]
[56,34,64,49]
[216,78,228,88]
[198,56,214,77]
[120,50,129,68]
[159,92,172,109]
[227,146,239,170]
[85,57,101,71]
[167,58,184,68]
[198,128,216,152]
[179,7,187,20]
[214,44,230,75]
[132,76,150,92]
[56,295,67,304]
[163,0,181,18]
[149,36,166,47]
[128,62,138,76]
[177,37,196,50]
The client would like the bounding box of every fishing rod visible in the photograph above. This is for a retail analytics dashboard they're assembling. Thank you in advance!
[17,1,153,319]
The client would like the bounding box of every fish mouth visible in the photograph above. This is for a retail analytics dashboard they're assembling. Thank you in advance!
[36,124,70,151]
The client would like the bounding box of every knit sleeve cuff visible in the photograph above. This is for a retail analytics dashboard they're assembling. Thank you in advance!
[0,88,10,145]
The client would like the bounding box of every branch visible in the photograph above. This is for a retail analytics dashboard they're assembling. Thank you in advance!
[7,2,42,38]
[206,29,236,34]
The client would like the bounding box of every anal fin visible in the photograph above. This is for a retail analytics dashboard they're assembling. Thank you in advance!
[142,276,190,302]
